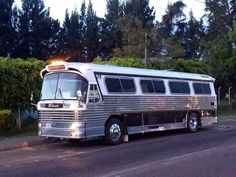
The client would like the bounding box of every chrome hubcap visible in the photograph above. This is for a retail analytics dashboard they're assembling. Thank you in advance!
[109,123,121,142]
[189,116,198,130]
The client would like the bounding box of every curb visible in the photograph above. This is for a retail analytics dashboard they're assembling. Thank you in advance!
[0,137,62,152]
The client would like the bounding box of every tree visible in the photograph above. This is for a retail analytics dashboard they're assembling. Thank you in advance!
[16,0,58,60]
[124,0,155,28]
[157,1,186,38]
[154,1,186,59]
[204,0,236,40]
[183,11,205,58]
[229,20,236,42]
[105,0,123,24]
[84,0,99,62]
[227,20,236,94]
[204,0,235,86]
[230,0,236,20]
[98,0,124,59]
[97,18,114,59]
[79,0,86,59]
[206,38,232,93]
[59,9,83,61]
[112,16,147,58]
[48,19,61,58]
[0,0,15,57]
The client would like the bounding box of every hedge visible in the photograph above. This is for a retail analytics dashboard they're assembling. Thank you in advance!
[94,57,210,74]
[0,57,45,110]
[0,109,14,131]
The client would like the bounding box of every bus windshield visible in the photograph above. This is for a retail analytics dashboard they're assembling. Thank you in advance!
[41,72,88,101]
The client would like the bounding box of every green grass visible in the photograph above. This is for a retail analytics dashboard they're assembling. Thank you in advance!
[0,121,38,141]
[0,128,37,141]
[217,105,236,117]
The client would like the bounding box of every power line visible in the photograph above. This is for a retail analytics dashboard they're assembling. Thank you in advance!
[155,6,166,11]
[193,0,205,4]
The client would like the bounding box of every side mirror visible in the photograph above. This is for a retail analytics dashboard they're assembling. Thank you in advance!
[77,90,82,100]
[77,90,83,108]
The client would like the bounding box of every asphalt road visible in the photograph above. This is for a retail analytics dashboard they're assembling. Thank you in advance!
[0,118,235,177]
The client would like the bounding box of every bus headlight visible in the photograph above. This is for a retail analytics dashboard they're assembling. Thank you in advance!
[70,122,81,130]
[38,122,41,128]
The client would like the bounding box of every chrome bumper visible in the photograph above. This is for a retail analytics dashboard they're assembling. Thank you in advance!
[39,121,85,139]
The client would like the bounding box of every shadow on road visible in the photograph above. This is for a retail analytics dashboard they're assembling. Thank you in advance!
[52,127,215,150]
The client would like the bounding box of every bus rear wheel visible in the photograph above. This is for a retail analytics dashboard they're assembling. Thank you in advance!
[187,112,199,133]
[105,118,124,145]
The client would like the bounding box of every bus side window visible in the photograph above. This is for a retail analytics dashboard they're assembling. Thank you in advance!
[89,85,100,103]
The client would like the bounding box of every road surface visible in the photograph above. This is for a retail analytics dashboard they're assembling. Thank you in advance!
[0,118,235,177]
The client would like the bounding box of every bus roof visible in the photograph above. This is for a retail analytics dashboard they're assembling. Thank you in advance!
[42,62,215,82]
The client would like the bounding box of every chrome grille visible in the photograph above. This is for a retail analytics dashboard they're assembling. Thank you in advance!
[39,111,76,121]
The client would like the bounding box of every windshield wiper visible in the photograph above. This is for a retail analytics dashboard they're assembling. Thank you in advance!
[58,88,63,99]
[58,88,65,105]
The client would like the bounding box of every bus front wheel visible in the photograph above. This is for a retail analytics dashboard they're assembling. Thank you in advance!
[105,118,124,145]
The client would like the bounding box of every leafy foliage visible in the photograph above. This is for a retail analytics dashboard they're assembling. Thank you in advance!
[151,59,210,74]
[0,57,45,110]
[94,57,209,74]
[13,0,60,60]
[124,0,155,28]
[59,9,82,60]
[94,57,144,68]
[84,1,100,62]
[0,0,16,57]
[0,109,14,131]
[112,16,147,58]
[154,1,186,58]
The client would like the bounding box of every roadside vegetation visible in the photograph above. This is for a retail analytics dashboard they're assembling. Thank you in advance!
[0,108,37,138]
[0,58,44,135]
[218,103,236,117]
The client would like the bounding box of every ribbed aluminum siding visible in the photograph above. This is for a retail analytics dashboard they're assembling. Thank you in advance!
[83,95,216,136]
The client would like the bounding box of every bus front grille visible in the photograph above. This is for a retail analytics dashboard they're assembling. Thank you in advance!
[39,111,77,121]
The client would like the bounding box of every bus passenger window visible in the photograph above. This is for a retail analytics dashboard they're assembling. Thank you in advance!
[120,78,136,93]
[105,78,122,93]
[193,83,211,94]
[153,80,165,93]
[89,85,100,103]
[140,80,154,93]
[169,81,190,94]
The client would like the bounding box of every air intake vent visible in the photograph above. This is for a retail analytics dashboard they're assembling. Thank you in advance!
[39,111,76,121]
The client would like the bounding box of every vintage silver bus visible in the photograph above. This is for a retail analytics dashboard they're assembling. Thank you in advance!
[38,62,217,145]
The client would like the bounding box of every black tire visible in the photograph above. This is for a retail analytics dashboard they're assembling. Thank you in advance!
[105,118,124,145]
[187,112,199,133]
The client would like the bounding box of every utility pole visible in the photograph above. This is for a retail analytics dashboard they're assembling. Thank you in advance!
[144,33,147,68]
[229,86,232,104]
[218,87,221,105]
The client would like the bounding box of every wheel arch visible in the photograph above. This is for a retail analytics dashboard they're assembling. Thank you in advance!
[104,114,127,135]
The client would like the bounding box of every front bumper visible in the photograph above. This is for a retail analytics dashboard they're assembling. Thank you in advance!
[39,121,85,139]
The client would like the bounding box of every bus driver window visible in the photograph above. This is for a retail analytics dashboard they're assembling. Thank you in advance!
[89,85,100,103]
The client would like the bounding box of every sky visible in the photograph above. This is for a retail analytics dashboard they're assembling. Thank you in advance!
[14,0,206,23]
